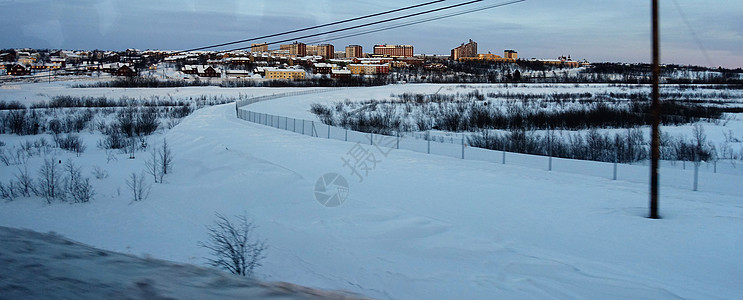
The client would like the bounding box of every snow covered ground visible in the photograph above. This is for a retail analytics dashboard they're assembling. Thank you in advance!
[246,83,743,150]
[0,226,363,299]
[1,83,742,299]
[0,80,319,105]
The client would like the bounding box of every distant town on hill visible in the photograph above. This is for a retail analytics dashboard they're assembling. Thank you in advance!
[2,39,741,86]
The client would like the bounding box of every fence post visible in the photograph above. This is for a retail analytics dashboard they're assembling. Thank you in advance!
[345,129,348,142]
[427,131,431,154]
[502,150,506,164]
[327,125,330,139]
[302,120,305,135]
[613,157,618,181]
[311,121,316,137]
[714,160,717,173]
[693,162,699,191]
[396,132,400,149]
[370,132,373,145]
[461,136,465,159]
[548,130,552,171]
[293,118,296,133]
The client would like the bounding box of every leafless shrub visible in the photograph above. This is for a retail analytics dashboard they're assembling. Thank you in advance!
[14,165,34,197]
[199,213,267,277]
[35,157,62,204]
[57,134,86,156]
[159,138,172,177]
[126,172,150,202]
[91,165,109,180]
[63,160,95,203]
[145,147,161,183]
[0,181,18,201]
[0,146,29,166]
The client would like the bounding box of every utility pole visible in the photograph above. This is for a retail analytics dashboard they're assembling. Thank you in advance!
[650,0,661,219]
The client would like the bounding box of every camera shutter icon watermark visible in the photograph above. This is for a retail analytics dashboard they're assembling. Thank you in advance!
[314,173,349,207]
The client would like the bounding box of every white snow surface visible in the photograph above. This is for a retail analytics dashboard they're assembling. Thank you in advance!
[0,83,742,299]
[0,226,364,299]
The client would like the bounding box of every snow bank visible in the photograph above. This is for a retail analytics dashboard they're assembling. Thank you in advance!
[0,226,364,299]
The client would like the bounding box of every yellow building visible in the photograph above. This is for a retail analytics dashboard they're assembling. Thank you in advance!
[459,53,515,63]
[17,56,37,65]
[306,44,335,59]
[280,42,307,57]
[345,45,363,58]
[348,64,389,75]
[251,43,268,53]
[451,39,477,60]
[264,68,306,80]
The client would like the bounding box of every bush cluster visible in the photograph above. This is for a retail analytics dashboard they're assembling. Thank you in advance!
[311,92,730,133]
[467,127,715,163]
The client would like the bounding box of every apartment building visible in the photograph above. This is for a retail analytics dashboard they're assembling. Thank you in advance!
[373,44,413,57]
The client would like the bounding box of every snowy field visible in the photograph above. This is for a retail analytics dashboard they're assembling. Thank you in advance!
[0,80,321,105]
[1,82,742,299]
[248,83,743,152]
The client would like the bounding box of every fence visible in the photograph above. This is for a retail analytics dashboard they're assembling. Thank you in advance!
[235,93,742,195]
[234,89,333,108]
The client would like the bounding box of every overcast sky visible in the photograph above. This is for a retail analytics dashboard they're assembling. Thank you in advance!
[1,0,741,68]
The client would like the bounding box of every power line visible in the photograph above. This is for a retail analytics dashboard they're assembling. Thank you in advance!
[225,0,487,52]
[670,0,714,67]
[179,0,448,53]
[304,0,525,46]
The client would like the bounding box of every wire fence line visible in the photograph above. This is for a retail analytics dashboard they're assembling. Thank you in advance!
[235,91,741,194]
[234,89,335,108]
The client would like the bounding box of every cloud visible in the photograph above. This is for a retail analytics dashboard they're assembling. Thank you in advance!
[21,20,64,48]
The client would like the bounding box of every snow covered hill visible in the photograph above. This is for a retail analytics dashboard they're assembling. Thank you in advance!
[0,226,364,299]
[1,83,742,299]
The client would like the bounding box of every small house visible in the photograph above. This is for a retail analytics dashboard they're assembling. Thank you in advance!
[8,64,31,76]
[115,65,137,77]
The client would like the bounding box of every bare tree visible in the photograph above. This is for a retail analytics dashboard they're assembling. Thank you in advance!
[63,160,95,203]
[159,138,172,176]
[200,213,267,277]
[145,147,161,183]
[14,165,34,197]
[127,132,137,159]
[0,181,17,201]
[126,172,150,202]
[36,157,62,204]
[692,124,710,165]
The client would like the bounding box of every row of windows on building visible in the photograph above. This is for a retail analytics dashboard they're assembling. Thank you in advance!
[249,43,414,59]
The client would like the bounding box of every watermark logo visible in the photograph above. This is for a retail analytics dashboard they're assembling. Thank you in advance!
[314,173,349,207]
[340,135,395,182]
